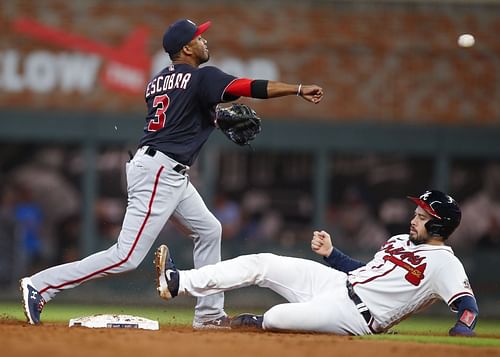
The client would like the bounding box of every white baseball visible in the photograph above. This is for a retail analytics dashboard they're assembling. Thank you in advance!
[458,34,475,48]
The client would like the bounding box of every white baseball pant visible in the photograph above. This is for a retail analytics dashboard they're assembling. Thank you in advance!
[178,253,373,335]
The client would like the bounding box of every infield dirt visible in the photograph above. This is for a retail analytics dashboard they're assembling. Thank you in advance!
[2,320,499,357]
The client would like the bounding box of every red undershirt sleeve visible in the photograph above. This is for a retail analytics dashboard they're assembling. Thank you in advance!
[225,78,253,97]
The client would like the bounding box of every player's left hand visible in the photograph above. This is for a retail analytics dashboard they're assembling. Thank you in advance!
[299,85,323,104]
[449,322,475,337]
[311,230,333,257]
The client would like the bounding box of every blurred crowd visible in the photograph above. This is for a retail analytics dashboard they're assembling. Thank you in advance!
[1,145,499,288]
[452,164,500,249]
[0,147,81,286]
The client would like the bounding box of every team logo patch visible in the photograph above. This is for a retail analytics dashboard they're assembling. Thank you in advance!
[463,279,471,290]
[460,310,476,327]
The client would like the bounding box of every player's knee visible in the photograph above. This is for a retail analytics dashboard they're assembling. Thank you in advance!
[107,244,141,272]
[256,253,277,259]
[262,307,287,330]
[118,257,142,272]
[205,218,222,242]
[255,253,278,267]
[190,217,222,243]
[237,253,277,283]
[263,304,329,333]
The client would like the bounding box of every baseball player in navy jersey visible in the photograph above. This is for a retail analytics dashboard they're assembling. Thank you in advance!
[20,18,323,327]
[155,190,478,336]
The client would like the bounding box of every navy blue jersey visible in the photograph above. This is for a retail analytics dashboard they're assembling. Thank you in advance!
[139,63,238,165]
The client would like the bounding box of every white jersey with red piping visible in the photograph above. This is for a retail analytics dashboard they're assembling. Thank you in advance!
[348,234,474,332]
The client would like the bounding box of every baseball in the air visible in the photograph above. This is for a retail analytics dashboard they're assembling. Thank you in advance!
[457,34,475,48]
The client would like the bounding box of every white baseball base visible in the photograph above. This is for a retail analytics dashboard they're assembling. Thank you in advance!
[69,314,159,330]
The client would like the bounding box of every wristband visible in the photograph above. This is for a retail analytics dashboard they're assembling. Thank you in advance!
[449,322,475,337]
[297,84,302,96]
[250,80,268,99]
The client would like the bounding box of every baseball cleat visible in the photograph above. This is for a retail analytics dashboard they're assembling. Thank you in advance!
[154,244,179,300]
[192,315,231,330]
[20,277,45,325]
[230,313,264,330]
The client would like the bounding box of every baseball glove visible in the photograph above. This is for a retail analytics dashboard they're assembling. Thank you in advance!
[215,103,261,146]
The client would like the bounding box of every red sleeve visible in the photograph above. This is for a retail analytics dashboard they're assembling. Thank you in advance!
[225,78,252,97]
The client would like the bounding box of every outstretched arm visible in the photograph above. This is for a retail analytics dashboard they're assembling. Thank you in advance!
[311,230,365,273]
[224,79,323,104]
[449,296,479,337]
[266,81,323,104]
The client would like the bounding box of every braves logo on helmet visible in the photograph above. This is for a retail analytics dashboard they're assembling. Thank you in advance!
[408,190,461,238]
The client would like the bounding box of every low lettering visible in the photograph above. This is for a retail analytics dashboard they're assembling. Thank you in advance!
[0,49,101,93]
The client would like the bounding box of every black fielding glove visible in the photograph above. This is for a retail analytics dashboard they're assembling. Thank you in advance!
[215,103,261,146]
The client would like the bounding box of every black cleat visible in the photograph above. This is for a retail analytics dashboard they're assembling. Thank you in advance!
[230,313,264,330]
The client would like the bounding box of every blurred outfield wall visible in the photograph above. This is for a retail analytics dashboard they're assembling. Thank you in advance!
[1,0,499,123]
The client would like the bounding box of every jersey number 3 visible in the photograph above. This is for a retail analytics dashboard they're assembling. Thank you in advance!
[148,94,170,132]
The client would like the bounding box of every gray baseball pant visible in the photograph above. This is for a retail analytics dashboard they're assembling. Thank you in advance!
[30,146,224,324]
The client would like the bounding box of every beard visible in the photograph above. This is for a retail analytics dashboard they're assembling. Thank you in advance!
[409,235,427,245]
[199,51,210,64]
[409,230,429,245]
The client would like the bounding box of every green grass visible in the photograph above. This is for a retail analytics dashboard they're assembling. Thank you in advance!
[388,316,500,336]
[1,301,499,347]
[360,316,500,347]
[361,333,499,347]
